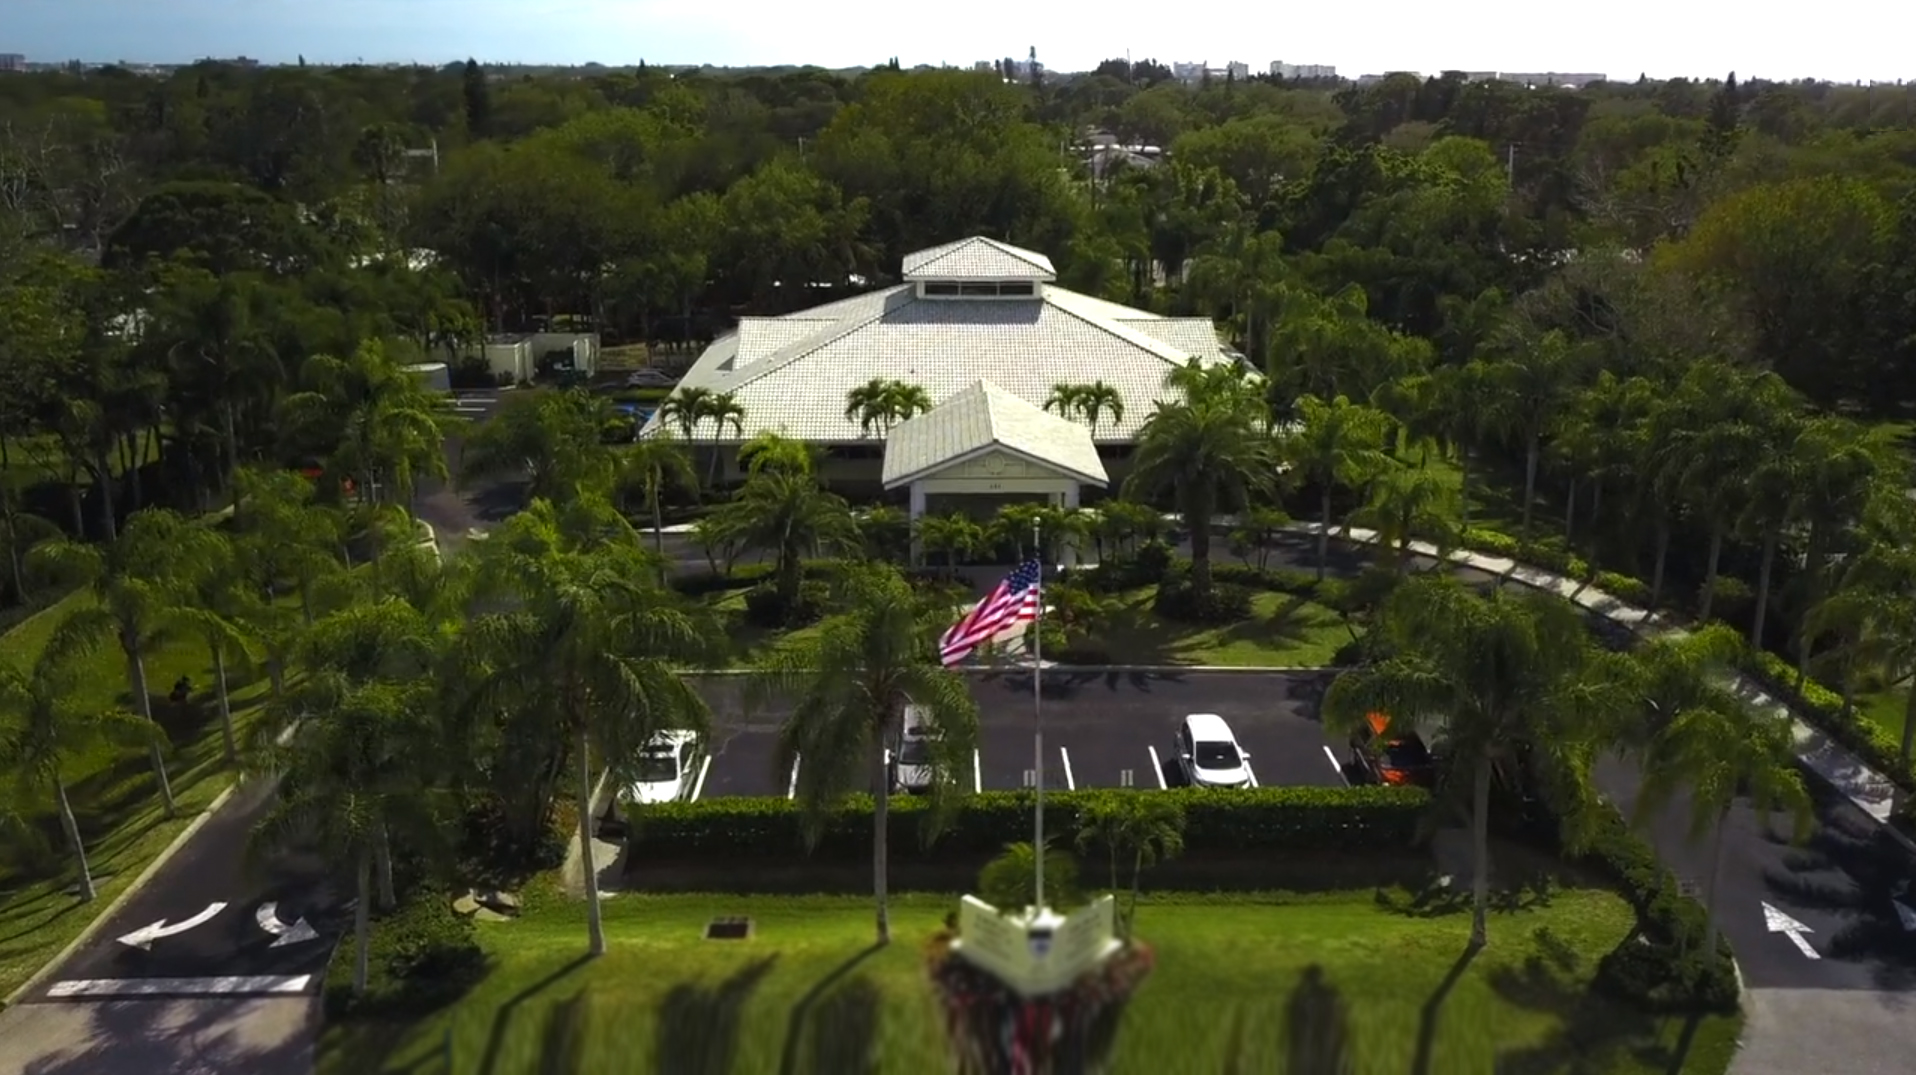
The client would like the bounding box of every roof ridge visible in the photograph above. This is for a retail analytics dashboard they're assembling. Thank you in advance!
[1041,289,1194,367]
[713,287,915,394]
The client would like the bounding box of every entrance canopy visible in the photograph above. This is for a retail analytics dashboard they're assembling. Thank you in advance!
[882,380,1108,492]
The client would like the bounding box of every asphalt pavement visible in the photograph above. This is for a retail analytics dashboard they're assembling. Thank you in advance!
[691,671,1347,798]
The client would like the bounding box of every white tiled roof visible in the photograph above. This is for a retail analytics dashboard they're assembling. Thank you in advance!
[882,380,1108,488]
[645,238,1234,444]
[901,237,1057,281]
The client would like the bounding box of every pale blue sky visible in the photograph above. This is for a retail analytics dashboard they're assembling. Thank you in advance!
[6,0,1909,83]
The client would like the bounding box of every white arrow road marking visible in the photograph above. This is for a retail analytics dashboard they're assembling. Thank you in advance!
[1894,899,1916,932]
[117,902,227,950]
[254,902,320,948]
[1762,901,1821,959]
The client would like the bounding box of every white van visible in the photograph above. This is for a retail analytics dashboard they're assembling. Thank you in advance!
[891,706,936,794]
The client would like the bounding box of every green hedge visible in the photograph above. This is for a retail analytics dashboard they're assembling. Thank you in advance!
[1738,648,1913,791]
[634,786,1428,862]
[1578,805,1739,1012]
[323,888,488,1018]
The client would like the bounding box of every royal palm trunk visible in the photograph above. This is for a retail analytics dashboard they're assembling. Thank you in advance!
[1520,437,1540,540]
[376,825,397,910]
[1751,532,1779,648]
[1705,806,1729,959]
[56,775,95,902]
[352,849,372,995]
[872,735,892,945]
[212,645,236,764]
[578,727,606,957]
[125,640,177,818]
[1316,489,1333,582]
[1650,523,1671,609]
[1699,529,1725,621]
[1470,755,1492,948]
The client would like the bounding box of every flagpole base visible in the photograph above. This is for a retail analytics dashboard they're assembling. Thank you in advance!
[927,897,1153,1075]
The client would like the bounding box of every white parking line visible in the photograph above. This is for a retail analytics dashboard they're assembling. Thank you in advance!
[689,755,712,801]
[1245,760,1259,788]
[1060,747,1075,791]
[1322,745,1348,785]
[1147,746,1167,789]
[972,749,982,794]
[787,756,800,799]
[47,975,314,998]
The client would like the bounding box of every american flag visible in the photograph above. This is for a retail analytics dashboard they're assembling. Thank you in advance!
[939,560,1042,666]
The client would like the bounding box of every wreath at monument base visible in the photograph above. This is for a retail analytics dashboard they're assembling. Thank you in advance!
[925,932,1156,1075]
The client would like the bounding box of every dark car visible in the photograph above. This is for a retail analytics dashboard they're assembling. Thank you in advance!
[1349,712,1437,787]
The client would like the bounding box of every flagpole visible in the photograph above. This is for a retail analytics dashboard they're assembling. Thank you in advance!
[1032,517,1045,910]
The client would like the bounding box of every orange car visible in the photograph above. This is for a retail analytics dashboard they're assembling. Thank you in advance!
[1348,712,1436,787]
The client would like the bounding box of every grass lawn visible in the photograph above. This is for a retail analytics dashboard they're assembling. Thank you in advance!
[1858,688,1912,756]
[315,888,1740,1075]
[1093,586,1351,667]
[701,588,822,667]
[0,590,271,1001]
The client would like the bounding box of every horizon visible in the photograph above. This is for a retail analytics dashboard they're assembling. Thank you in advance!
[5,0,1911,84]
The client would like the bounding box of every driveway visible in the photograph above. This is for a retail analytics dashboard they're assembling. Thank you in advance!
[0,780,343,1073]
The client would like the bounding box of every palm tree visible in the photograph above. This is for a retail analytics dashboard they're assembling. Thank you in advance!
[168,530,262,765]
[234,468,345,624]
[916,513,983,576]
[660,385,712,443]
[1285,394,1394,581]
[1478,330,1588,540]
[1043,384,1084,424]
[1352,461,1460,577]
[754,565,980,944]
[30,508,223,819]
[279,339,458,515]
[1808,544,1916,765]
[461,388,618,506]
[0,487,59,607]
[845,378,931,438]
[619,432,697,583]
[467,497,714,956]
[1669,364,1799,621]
[0,613,153,902]
[701,392,747,487]
[1126,366,1276,596]
[250,678,448,994]
[1073,793,1186,937]
[708,466,860,620]
[1322,576,1635,948]
[1631,628,1811,957]
[1737,411,1809,647]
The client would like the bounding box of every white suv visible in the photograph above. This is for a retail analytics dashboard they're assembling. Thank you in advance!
[1175,713,1253,788]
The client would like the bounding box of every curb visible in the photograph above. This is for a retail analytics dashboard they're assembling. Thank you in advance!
[2,779,243,1009]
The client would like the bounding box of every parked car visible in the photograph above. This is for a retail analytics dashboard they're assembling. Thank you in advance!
[890,705,936,793]
[1174,713,1252,788]
[624,730,702,805]
[1348,712,1436,787]
[625,368,674,387]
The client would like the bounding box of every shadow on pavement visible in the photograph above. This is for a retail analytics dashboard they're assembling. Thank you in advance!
[19,996,317,1075]
[1764,777,1916,992]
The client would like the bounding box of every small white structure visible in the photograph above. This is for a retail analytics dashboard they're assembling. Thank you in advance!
[404,361,451,393]
[951,895,1122,997]
[461,331,600,384]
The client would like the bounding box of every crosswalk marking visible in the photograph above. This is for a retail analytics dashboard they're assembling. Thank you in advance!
[46,974,314,998]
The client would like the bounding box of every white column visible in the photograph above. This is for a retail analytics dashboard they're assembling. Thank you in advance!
[909,481,927,566]
[1060,483,1081,567]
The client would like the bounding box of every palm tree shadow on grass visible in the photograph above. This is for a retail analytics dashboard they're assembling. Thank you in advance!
[654,956,779,1075]
[1483,929,1700,1075]
[477,952,596,1075]
[777,942,884,1075]
[795,975,883,1075]
[1410,944,1480,1075]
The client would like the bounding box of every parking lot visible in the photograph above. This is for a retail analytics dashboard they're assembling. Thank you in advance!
[683,671,1348,800]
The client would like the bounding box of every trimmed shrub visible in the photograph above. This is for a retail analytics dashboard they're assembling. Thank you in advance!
[671,562,772,596]
[1211,562,1319,596]
[631,785,1429,862]
[1594,570,1652,607]
[1152,572,1254,624]
[324,888,487,1017]
[1578,806,1738,1012]
[1739,649,1912,789]
[1701,575,1753,625]
[743,579,829,628]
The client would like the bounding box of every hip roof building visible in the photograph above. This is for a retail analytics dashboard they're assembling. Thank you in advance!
[647,236,1238,528]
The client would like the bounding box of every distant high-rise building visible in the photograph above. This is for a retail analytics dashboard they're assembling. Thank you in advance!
[0,53,27,73]
[1270,61,1337,80]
